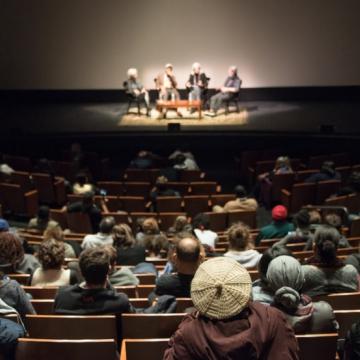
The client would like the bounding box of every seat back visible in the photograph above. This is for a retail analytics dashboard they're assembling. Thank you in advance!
[227,210,257,228]
[66,212,93,233]
[271,173,295,202]
[124,182,151,197]
[156,196,183,213]
[8,274,30,285]
[15,338,117,360]
[166,182,189,196]
[210,194,236,207]
[31,300,55,315]
[315,180,341,205]
[179,170,204,182]
[289,183,316,213]
[3,155,32,172]
[190,182,217,195]
[0,183,26,214]
[315,292,360,310]
[118,196,146,212]
[25,314,117,341]
[121,314,185,338]
[97,181,124,196]
[296,333,338,360]
[335,310,360,338]
[350,218,360,237]
[11,171,32,192]
[50,209,68,230]
[32,172,56,204]
[183,196,209,217]
[204,212,227,232]
[22,286,59,299]
[121,339,169,360]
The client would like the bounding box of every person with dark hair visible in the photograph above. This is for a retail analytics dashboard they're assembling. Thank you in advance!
[173,153,199,171]
[337,171,360,196]
[343,320,360,359]
[66,191,106,233]
[302,226,359,296]
[43,224,76,258]
[136,217,162,244]
[252,245,292,304]
[81,216,115,249]
[164,257,299,359]
[224,222,262,268]
[305,161,341,183]
[112,224,146,266]
[213,185,258,212]
[105,245,139,286]
[192,213,218,250]
[144,234,169,260]
[256,205,294,246]
[267,256,337,334]
[0,233,36,319]
[155,237,203,297]
[54,247,134,315]
[28,205,59,232]
[150,176,180,211]
[31,239,78,286]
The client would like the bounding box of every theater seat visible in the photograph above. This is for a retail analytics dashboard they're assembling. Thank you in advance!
[296,333,338,360]
[156,196,183,213]
[15,338,117,360]
[227,210,257,228]
[66,212,93,233]
[281,183,316,213]
[335,310,360,338]
[120,338,169,360]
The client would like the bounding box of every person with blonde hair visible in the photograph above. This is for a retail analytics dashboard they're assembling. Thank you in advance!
[136,217,161,244]
[43,224,76,258]
[224,222,262,268]
[185,62,209,103]
[124,67,150,114]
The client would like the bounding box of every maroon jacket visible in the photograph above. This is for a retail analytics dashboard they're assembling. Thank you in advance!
[163,301,299,360]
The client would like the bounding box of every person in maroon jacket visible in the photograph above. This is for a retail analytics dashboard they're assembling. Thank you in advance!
[164,257,299,360]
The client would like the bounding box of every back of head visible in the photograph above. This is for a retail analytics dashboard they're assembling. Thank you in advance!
[321,161,336,176]
[176,237,200,264]
[43,224,64,242]
[294,209,310,229]
[0,232,24,272]
[275,156,291,170]
[234,185,247,198]
[79,247,110,285]
[258,245,291,280]
[144,234,168,256]
[112,223,135,248]
[102,245,117,267]
[155,176,168,192]
[39,239,65,270]
[191,257,251,320]
[38,206,50,221]
[192,213,210,230]
[308,209,322,225]
[314,225,340,265]
[82,191,95,208]
[271,205,288,222]
[227,222,251,251]
[324,213,342,229]
[174,153,186,165]
[75,172,88,186]
[99,216,115,234]
[267,255,304,311]
[142,217,159,235]
[173,216,188,232]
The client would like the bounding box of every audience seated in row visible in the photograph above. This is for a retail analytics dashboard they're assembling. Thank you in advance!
[28,205,58,232]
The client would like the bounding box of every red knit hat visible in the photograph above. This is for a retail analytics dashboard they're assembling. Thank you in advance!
[272,205,288,220]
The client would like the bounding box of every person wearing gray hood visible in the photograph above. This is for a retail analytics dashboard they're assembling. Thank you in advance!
[267,255,338,334]
[224,222,262,269]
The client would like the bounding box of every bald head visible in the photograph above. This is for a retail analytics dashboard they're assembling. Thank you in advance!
[176,237,200,263]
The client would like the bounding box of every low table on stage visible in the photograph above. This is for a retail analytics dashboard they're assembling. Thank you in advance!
[156,100,202,119]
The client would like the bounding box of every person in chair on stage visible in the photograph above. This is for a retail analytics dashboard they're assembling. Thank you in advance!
[186,62,209,109]
[124,68,150,115]
[205,65,241,117]
[155,63,180,101]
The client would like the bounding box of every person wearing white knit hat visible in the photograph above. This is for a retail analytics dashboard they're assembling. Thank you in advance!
[164,257,299,359]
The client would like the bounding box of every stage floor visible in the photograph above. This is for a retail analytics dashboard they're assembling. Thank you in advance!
[2,100,360,136]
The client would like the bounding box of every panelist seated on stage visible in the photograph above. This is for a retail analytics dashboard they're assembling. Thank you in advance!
[155,63,180,101]
[124,68,150,113]
[185,62,209,103]
[205,65,241,117]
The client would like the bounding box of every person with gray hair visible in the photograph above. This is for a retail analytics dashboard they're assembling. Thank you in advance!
[205,65,241,116]
[155,63,180,101]
[81,216,116,250]
[185,62,209,104]
[124,67,150,113]
[267,255,338,334]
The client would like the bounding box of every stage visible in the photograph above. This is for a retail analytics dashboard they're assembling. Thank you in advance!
[2,98,360,137]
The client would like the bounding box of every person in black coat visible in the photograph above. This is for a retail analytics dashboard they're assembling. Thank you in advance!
[185,62,209,105]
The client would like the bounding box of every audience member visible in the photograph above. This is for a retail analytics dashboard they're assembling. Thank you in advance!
[66,191,105,233]
[0,233,36,319]
[267,255,337,334]
[192,213,218,250]
[252,245,292,304]
[72,172,94,195]
[167,216,192,236]
[155,237,202,297]
[173,153,199,171]
[337,170,360,196]
[185,62,209,103]
[213,185,258,212]
[129,150,162,169]
[81,216,115,250]
[150,176,180,211]
[43,224,76,258]
[164,257,299,359]
[302,226,359,296]
[343,320,360,359]
[224,222,262,268]
[31,239,78,286]
[144,234,169,260]
[305,161,341,183]
[54,247,134,314]
[105,245,139,286]
[155,63,180,101]
[112,224,146,266]
[256,205,294,245]
[0,317,25,360]
[28,205,58,232]
[136,217,161,244]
